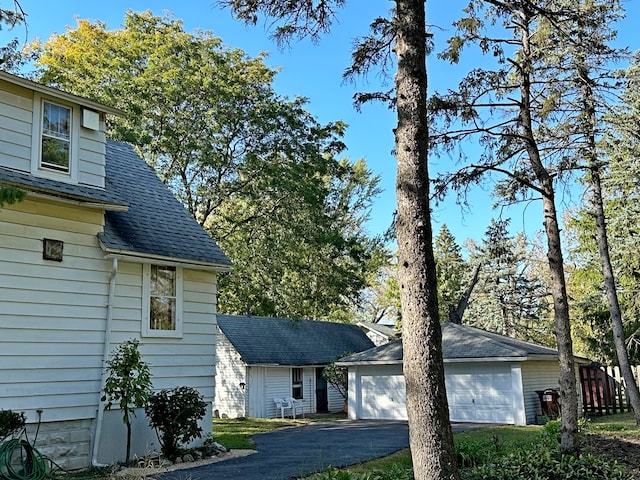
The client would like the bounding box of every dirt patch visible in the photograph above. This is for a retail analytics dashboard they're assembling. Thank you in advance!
[586,434,640,478]
[115,449,256,477]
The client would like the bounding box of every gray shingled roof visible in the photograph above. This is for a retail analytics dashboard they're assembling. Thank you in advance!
[358,322,397,339]
[338,322,560,365]
[98,140,231,267]
[217,315,375,366]
[0,165,125,207]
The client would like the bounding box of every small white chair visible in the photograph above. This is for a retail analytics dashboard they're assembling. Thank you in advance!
[286,396,304,419]
[274,397,290,418]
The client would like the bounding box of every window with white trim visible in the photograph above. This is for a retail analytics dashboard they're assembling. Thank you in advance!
[41,100,71,173]
[142,264,183,337]
[292,368,303,399]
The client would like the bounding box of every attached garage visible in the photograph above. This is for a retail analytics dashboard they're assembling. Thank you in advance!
[339,323,584,426]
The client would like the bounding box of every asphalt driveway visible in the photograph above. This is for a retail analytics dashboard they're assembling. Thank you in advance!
[158,420,410,480]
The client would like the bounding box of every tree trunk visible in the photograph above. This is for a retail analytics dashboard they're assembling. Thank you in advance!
[591,168,640,423]
[394,1,458,478]
[126,421,132,464]
[576,48,640,424]
[517,5,579,454]
[449,263,481,324]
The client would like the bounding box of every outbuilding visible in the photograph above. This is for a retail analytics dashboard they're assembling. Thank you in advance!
[214,315,374,418]
[338,323,584,425]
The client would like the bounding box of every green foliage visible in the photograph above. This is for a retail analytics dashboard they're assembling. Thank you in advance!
[0,409,25,442]
[434,224,468,321]
[462,445,628,480]
[315,464,413,480]
[145,386,207,460]
[33,10,389,322]
[0,186,26,207]
[101,339,152,463]
[322,355,350,401]
[465,219,551,344]
[461,421,628,480]
[455,437,498,468]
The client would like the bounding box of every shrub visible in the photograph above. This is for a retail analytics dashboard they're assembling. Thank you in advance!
[0,410,26,442]
[145,386,207,460]
[455,438,496,468]
[461,443,629,480]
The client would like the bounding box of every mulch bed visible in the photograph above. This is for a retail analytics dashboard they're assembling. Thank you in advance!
[585,433,640,478]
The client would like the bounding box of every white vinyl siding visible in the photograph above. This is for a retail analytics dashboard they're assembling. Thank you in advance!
[519,360,584,425]
[0,82,33,171]
[327,381,346,413]
[0,198,109,423]
[214,331,248,418]
[0,78,107,188]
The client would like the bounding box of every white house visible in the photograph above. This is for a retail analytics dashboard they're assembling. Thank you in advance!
[214,315,374,419]
[338,323,586,425]
[0,71,231,468]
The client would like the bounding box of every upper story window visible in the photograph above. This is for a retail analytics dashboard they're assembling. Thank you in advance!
[31,95,79,182]
[41,101,71,173]
[142,264,183,338]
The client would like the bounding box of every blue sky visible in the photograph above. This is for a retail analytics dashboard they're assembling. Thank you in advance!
[6,0,639,247]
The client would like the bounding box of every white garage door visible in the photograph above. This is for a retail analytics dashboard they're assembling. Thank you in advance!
[445,363,515,424]
[360,374,407,420]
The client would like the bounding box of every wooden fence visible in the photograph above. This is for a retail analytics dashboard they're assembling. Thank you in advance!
[579,363,640,416]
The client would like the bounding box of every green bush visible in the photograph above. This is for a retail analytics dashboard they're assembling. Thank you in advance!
[145,386,207,460]
[461,443,629,480]
[455,436,504,468]
[0,410,26,442]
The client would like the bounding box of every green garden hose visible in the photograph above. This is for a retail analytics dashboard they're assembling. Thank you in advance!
[0,439,50,480]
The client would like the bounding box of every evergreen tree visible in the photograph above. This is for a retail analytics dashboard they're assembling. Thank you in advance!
[434,225,467,322]
[430,0,581,453]
[467,219,550,343]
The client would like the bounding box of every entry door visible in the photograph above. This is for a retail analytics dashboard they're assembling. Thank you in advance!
[315,368,329,412]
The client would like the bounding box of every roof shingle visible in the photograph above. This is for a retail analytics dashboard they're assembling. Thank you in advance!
[338,322,560,365]
[98,140,231,267]
[217,315,375,366]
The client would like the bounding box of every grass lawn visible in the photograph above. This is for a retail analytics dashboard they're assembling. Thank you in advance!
[584,411,640,436]
[213,414,347,449]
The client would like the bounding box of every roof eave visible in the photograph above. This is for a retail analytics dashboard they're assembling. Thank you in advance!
[27,191,128,211]
[101,248,233,273]
[0,71,124,117]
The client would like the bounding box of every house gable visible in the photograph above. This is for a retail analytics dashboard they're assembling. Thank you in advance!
[0,71,121,192]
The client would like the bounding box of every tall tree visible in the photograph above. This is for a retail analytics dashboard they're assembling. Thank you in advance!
[33,11,386,321]
[431,0,582,453]
[218,1,459,478]
[434,225,467,322]
[557,0,640,424]
[466,219,550,343]
[603,54,640,353]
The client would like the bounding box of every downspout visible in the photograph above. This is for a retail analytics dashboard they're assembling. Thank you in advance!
[91,257,118,467]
